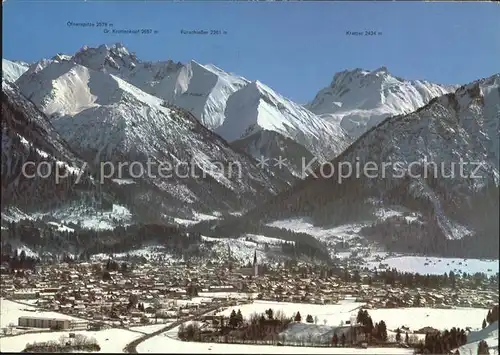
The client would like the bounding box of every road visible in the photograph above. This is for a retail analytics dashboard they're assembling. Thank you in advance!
[124,301,245,353]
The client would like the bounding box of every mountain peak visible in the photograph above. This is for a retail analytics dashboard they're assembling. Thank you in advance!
[374,66,389,74]
[73,43,138,73]
[308,67,456,138]
[330,67,392,89]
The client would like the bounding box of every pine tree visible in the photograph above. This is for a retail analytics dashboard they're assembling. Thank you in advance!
[357,309,367,324]
[236,309,243,326]
[395,328,402,342]
[378,320,388,341]
[294,311,301,322]
[477,340,489,355]
[482,319,487,329]
[229,310,237,328]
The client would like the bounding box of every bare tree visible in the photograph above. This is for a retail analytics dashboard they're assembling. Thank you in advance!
[274,309,286,322]
[58,335,67,345]
[307,332,314,346]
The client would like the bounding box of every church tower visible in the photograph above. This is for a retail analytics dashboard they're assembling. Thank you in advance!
[253,250,258,277]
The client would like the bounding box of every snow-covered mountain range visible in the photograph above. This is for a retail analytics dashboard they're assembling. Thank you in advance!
[23,44,350,179]
[11,58,287,221]
[306,67,458,138]
[221,74,500,258]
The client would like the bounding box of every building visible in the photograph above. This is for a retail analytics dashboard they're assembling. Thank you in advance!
[18,316,71,330]
[253,250,258,277]
[12,290,38,300]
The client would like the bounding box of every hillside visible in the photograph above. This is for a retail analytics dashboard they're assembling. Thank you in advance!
[1,80,97,213]
[213,74,500,258]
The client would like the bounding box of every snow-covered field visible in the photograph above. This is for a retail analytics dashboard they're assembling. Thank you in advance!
[267,218,367,243]
[367,307,489,332]
[367,256,499,277]
[137,324,413,354]
[215,300,489,333]
[173,212,220,226]
[0,328,142,353]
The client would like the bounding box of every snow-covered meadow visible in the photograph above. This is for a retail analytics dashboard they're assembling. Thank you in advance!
[137,324,413,354]
[366,256,499,277]
[367,307,489,332]
[216,300,489,332]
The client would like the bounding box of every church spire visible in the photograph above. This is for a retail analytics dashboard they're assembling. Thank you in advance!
[253,250,258,277]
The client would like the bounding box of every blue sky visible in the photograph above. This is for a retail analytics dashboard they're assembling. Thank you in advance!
[3,1,499,103]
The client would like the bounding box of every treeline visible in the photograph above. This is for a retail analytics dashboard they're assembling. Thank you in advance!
[2,219,203,260]
[415,327,467,354]
[341,266,497,290]
[286,261,497,291]
[367,268,460,288]
[80,223,200,256]
[360,215,449,255]
[2,220,46,252]
[23,334,100,353]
